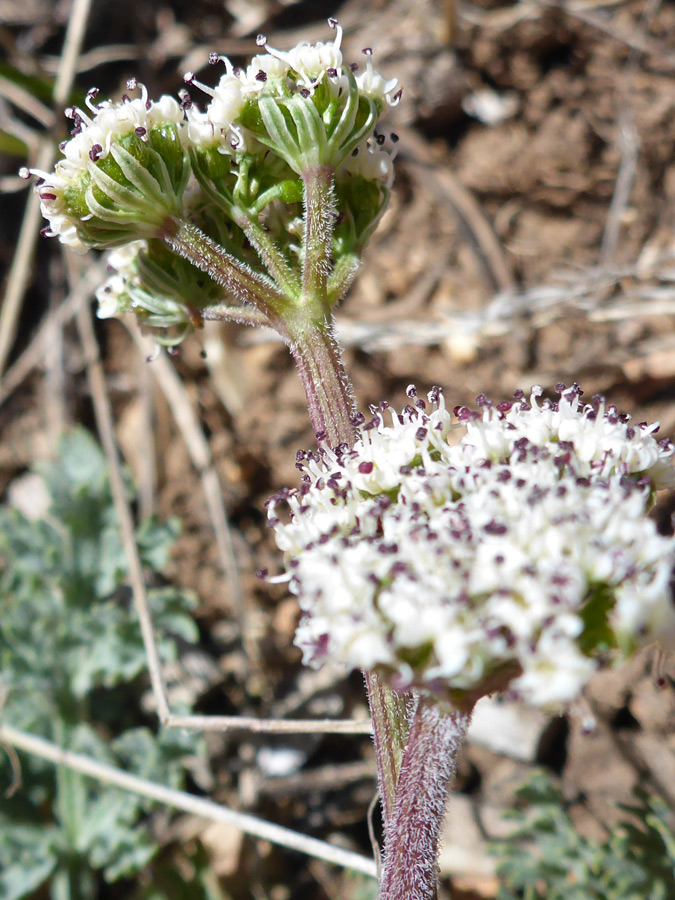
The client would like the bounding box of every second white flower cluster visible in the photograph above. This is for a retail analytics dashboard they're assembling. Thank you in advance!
[268,385,675,709]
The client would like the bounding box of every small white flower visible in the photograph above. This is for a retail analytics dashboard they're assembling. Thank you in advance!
[184,107,219,149]
[242,54,290,92]
[95,240,146,319]
[510,632,596,708]
[95,274,128,318]
[183,63,246,148]
[354,49,401,107]
[269,385,675,710]
[209,75,245,130]
[341,139,395,186]
[263,20,343,88]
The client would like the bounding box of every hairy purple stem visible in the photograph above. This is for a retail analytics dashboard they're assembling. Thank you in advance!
[165,176,410,861]
[286,317,356,450]
[378,696,472,900]
[284,313,410,838]
[162,218,286,319]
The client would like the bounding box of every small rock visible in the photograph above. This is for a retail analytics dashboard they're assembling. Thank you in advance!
[439,793,496,881]
[468,696,550,761]
[200,821,244,877]
[6,472,50,520]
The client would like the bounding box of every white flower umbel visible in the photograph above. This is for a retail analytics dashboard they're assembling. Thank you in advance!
[268,385,675,710]
[186,18,400,175]
[22,81,188,250]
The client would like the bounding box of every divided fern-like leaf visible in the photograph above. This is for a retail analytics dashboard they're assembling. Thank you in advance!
[0,428,205,899]
[493,772,675,900]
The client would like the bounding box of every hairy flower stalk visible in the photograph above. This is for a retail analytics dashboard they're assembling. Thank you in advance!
[301,165,336,303]
[378,697,471,900]
[162,218,286,320]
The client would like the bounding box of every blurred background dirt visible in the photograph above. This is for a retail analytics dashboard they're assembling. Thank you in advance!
[1,1,675,898]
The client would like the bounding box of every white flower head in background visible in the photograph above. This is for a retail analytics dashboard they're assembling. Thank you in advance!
[268,385,675,710]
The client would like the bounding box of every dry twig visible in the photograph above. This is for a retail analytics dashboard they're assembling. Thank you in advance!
[0,723,377,876]
[128,328,253,675]
[0,262,103,408]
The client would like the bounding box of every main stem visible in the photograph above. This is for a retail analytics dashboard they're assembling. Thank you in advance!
[285,316,355,448]
[378,696,472,900]
[286,316,410,845]
[290,164,411,843]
